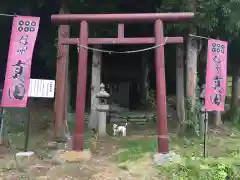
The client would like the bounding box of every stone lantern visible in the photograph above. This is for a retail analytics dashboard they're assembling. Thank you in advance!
[96,83,110,136]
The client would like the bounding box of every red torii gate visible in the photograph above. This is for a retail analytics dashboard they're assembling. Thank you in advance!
[51,12,194,153]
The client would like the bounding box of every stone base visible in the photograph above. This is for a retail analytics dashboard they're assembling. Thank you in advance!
[14,151,35,169]
[52,149,92,163]
[153,151,181,166]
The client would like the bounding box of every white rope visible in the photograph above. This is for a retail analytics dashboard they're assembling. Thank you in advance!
[76,34,217,54]
[189,34,214,40]
[0,13,17,17]
[77,37,168,54]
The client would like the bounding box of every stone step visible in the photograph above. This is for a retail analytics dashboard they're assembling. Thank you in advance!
[110,117,149,123]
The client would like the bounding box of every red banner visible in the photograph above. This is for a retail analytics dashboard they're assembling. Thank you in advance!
[1,16,40,107]
[205,39,228,111]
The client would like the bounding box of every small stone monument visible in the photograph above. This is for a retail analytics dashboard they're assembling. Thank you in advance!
[96,83,110,136]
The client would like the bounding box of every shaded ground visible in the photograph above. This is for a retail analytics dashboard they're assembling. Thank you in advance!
[0,122,240,179]
[1,103,240,179]
[0,130,154,179]
[0,120,160,180]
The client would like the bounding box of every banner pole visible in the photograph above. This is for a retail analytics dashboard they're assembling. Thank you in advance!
[24,107,31,152]
[0,88,4,145]
[203,110,207,158]
[0,107,4,144]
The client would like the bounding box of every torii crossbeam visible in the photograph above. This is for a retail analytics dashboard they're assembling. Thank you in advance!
[51,12,194,153]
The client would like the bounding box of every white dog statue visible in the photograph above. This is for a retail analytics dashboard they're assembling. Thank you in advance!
[113,123,128,136]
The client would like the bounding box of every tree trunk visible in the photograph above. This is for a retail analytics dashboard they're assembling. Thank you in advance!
[230,67,240,123]
[186,0,197,111]
[176,45,186,132]
[186,29,198,111]
[140,54,149,104]
[213,111,222,126]
[231,68,240,109]
[54,4,70,140]
[89,45,102,130]
[67,70,72,113]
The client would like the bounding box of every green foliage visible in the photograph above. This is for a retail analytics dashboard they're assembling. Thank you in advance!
[0,0,239,73]
[230,107,240,125]
[159,159,238,179]
[116,132,240,179]
[158,0,240,38]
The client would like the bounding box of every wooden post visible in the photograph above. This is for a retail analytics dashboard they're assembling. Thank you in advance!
[73,21,88,151]
[154,19,169,153]
[176,45,185,128]
[64,51,69,122]
[89,44,102,130]
[54,13,69,138]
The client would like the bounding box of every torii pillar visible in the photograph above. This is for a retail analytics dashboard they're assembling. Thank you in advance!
[51,12,194,153]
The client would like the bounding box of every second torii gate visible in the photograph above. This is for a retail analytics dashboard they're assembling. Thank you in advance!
[51,12,194,153]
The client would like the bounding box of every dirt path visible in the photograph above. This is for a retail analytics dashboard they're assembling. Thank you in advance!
[0,151,137,180]
[0,135,154,180]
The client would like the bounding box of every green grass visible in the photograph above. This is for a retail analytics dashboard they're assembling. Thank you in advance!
[4,111,240,179]
[114,130,240,179]
[115,137,157,162]
[3,90,239,179]
[6,127,240,179]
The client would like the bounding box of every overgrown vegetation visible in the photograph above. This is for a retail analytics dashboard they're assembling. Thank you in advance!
[113,78,240,179]
[115,131,240,179]
[158,158,238,179]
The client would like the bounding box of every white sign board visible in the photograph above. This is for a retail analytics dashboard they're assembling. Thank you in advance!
[28,79,55,98]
